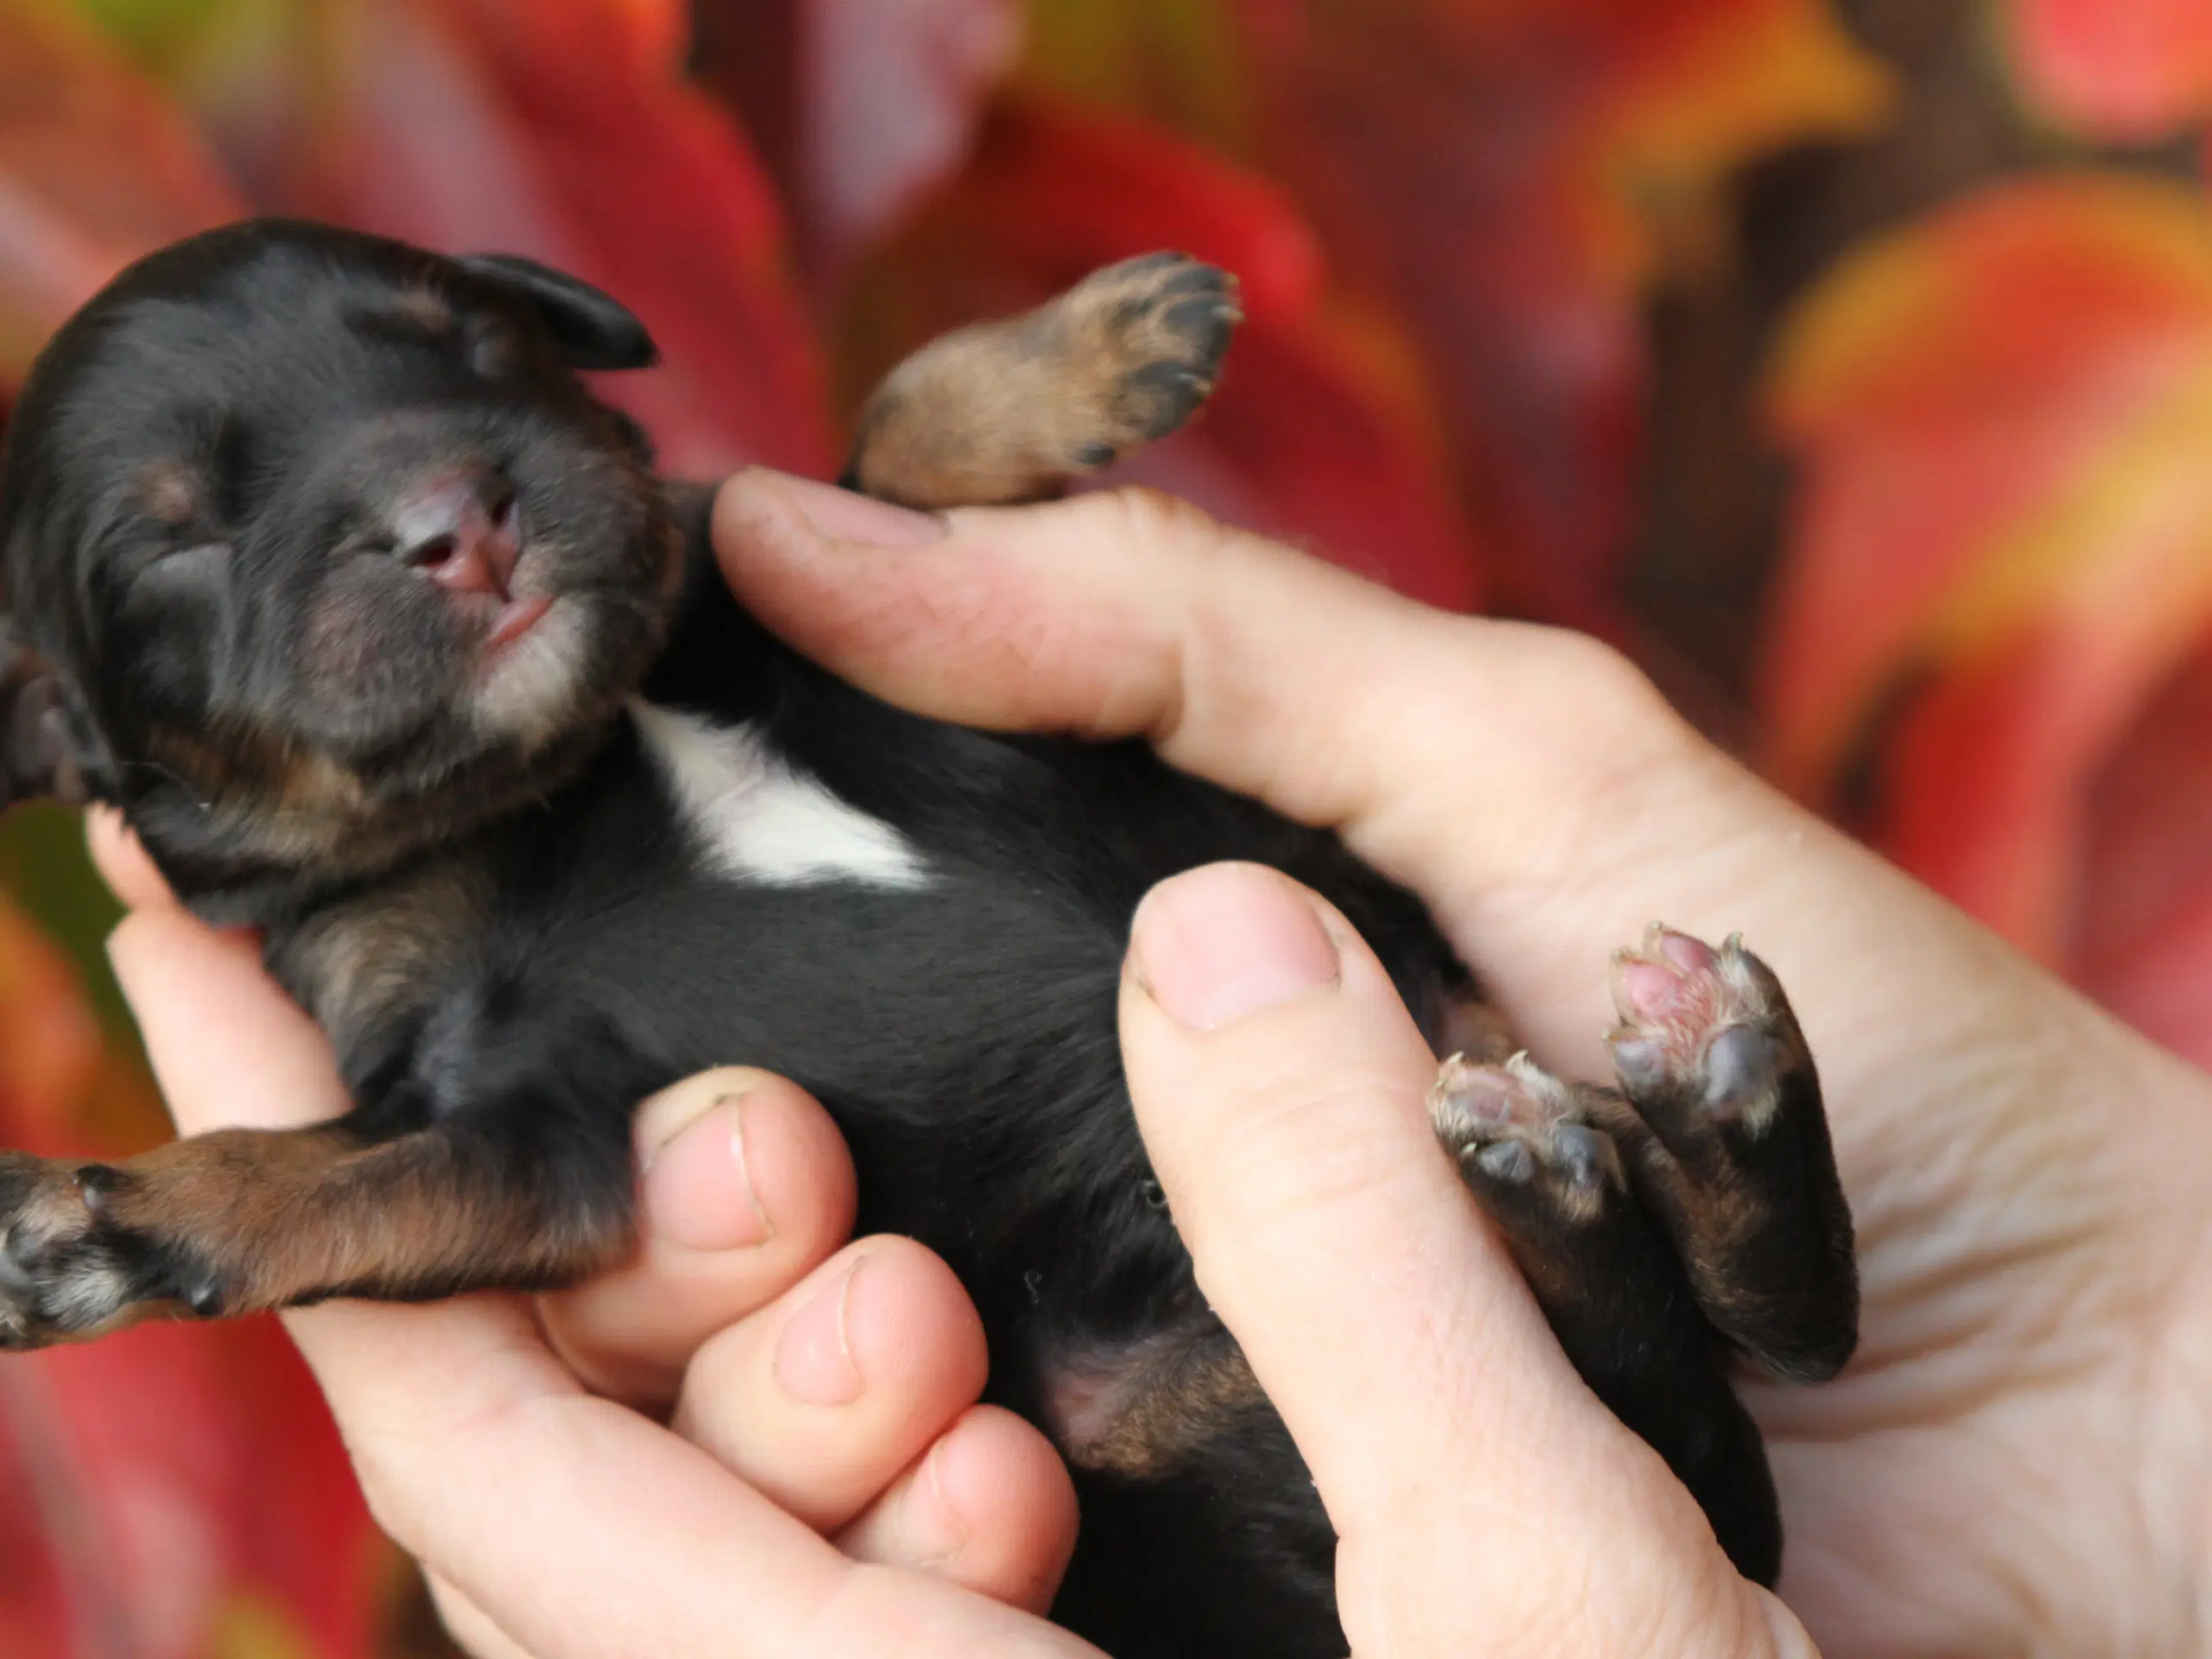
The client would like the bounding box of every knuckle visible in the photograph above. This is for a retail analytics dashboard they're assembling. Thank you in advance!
[1073,484,1224,556]
[1499,623,1677,735]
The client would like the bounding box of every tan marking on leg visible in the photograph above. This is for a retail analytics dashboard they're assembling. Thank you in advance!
[0,1126,631,1348]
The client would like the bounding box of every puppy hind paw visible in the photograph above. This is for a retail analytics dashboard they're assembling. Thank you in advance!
[1606,925,1802,1147]
[1599,927,1857,1382]
[1429,1052,1624,1224]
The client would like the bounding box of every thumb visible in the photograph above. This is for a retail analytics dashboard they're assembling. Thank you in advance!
[1119,861,1802,1656]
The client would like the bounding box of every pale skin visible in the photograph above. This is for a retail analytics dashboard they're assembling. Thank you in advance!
[87,468,2212,1656]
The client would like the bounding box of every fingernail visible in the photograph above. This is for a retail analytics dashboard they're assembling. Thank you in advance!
[908,1437,972,1566]
[645,1095,773,1252]
[775,1255,865,1406]
[767,472,944,547]
[1130,863,1341,1031]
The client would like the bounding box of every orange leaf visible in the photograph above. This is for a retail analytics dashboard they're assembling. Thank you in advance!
[2005,0,2212,142]
[1763,174,2212,956]
[1193,0,1890,620]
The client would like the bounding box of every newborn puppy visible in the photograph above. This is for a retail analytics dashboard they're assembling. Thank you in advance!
[0,219,1855,1656]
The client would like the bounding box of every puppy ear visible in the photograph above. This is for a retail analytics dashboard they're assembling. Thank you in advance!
[454,253,659,372]
[0,626,102,808]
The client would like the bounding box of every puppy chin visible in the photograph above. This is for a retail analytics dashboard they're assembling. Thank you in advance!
[468,596,594,753]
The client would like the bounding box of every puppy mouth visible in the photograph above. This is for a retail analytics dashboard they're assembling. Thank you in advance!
[484,594,555,654]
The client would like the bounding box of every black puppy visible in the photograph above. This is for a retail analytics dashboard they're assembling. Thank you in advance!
[0,219,1855,1656]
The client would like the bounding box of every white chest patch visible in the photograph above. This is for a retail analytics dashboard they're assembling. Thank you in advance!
[631,701,931,889]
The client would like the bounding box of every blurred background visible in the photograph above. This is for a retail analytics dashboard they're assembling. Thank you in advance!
[4,0,2212,1650]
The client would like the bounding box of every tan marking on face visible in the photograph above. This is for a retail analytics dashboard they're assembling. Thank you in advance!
[139,458,207,525]
[392,286,457,334]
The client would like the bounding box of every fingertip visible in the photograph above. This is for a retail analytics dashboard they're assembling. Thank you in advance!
[86,804,173,908]
[834,1404,1077,1614]
[828,1235,989,1410]
[637,1067,856,1266]
[673,1235,990,1534]
[634,1067,857,1254]
[924,1405,1080,1612]
[543,1070,859,1406]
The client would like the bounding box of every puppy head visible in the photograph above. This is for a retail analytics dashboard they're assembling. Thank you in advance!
[0,218,681,892]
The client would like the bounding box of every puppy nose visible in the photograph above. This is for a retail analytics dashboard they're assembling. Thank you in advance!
[392,468,520,598]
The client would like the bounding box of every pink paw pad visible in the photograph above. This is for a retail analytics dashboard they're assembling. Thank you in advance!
[1606,924,1783,1123]
[1428,1052,1568,1145]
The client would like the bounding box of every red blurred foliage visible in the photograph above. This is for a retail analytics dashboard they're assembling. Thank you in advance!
[0,1321,383,1659]
[1763,175,2212,1056]
[2008,0,2212,141]
[8,0,2212,1650]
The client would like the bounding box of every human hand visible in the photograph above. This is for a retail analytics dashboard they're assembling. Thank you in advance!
[707,467,2212,1656]
[86,823,1085,1659]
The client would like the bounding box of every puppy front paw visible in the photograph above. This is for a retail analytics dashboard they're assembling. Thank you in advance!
[0,1155,217,1349]
[1066,252,1242,464]
[842,252,1243,509]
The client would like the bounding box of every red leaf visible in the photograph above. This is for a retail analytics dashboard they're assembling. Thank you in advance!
[849,94,1482,607]
[1762,175,2212,960]
[0,899,105,1152]
[2006,0,2212,142]
[1205,0,1889,622]
[2075,630,2212,1065]
[0,1320,381,1659]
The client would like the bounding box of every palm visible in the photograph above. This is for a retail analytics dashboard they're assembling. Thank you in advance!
[1749,1012,2209,1653]
[1436,821,2212,1656]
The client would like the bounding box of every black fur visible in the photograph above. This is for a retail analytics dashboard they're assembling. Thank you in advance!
[0,219,1853,1655]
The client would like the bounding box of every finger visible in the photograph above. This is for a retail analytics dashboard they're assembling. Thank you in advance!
[107,903,347,1132]
[86,804,174,908]
[671,1236,992,1535]
[282,1293,1091,1659]
[426,1574,538,1659]
[109,849,1083,1656]
[711,468,2054,1096]
[1120,861,1772,1656]
[835,1405,1078,1615]
[539,1068,858,1408]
